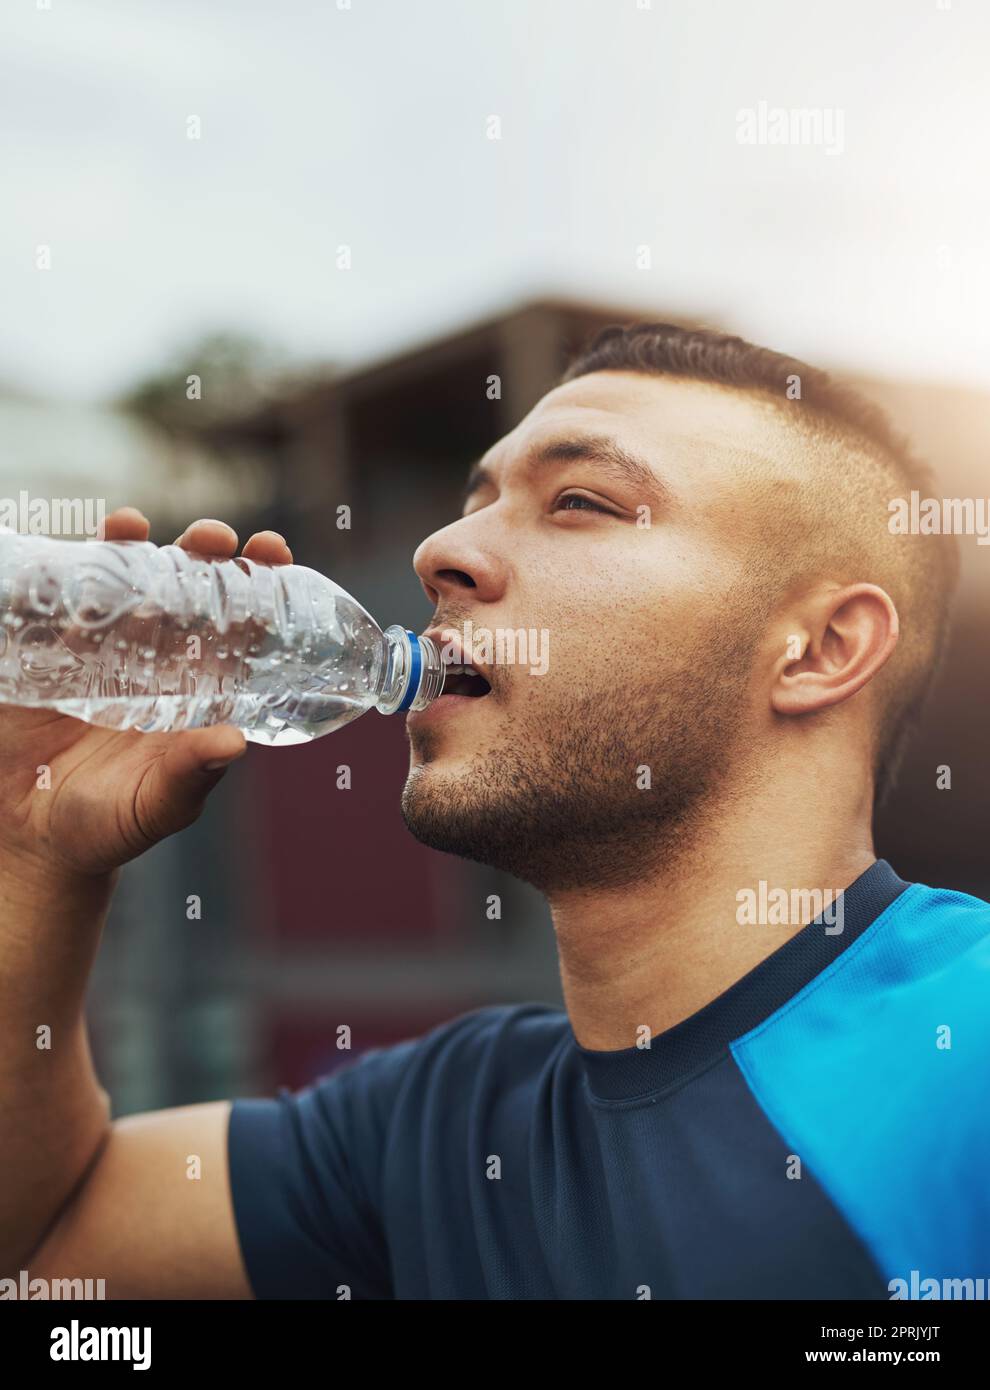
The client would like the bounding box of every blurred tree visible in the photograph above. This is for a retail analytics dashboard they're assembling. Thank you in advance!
[117,330,293,436]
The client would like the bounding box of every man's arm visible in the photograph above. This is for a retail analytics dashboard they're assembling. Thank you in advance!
[0,508,291,1295]
[23,1099,251,1299]
[0,862,116,1275]
[0,859,253,1298]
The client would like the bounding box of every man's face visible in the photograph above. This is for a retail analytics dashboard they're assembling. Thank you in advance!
[401,370,779,892]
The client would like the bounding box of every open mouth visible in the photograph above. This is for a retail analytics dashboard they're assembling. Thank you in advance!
[442,664,492,698]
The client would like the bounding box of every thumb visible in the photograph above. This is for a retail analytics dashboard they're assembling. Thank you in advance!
[135,726,247,843]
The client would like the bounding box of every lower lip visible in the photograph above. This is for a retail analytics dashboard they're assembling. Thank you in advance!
[406,693,491,727]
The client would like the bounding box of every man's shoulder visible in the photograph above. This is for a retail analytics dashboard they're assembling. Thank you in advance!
[900,880,990,1074]
[736,877,990,1119]
[889,879,990,1001]
[328,1001,571,1098]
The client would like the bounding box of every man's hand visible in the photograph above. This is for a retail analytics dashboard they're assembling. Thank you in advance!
[0,507,293,881]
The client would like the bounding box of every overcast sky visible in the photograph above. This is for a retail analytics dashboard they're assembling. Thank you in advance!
[1,0,988,402]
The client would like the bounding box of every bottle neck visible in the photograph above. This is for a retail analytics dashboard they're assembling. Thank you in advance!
[375,626,445,714]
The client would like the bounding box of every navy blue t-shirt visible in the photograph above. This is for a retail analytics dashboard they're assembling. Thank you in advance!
[227,859,990,1299]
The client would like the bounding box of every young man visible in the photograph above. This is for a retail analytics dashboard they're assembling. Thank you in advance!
[1,325,985,1300]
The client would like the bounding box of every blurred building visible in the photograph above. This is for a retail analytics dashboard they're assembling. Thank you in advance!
[84,298,990,1111]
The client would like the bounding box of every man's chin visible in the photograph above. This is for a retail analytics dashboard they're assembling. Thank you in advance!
[399,763,486,861]
[401,756,475,815]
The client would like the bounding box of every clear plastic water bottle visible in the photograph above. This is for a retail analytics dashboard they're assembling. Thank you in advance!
[0,530,445,745]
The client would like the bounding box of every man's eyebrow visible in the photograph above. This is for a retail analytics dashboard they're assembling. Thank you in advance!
[461,434,672,510]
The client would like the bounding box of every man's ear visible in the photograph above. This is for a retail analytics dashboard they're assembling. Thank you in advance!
[771,583,899,716]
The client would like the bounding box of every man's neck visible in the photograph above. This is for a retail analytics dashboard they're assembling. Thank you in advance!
[548,785,877,1052]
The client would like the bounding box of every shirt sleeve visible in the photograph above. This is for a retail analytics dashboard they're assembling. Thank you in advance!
[227,1043,416,1300]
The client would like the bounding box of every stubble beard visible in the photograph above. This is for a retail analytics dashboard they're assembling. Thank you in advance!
[400,625,759,894]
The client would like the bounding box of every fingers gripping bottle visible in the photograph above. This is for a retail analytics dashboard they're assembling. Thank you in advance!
[0,531,445,745]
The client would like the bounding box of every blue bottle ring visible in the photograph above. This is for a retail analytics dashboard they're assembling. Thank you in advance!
[396,630,423,712]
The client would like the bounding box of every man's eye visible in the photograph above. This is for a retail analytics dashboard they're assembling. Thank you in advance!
[554,493,615,515]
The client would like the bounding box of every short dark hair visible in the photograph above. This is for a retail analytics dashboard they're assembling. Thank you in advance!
[560,321,960,808]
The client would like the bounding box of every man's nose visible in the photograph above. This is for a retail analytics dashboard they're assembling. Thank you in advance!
[413,519,507,608]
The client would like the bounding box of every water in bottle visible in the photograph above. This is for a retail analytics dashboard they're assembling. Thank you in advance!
[0,530,445,745]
